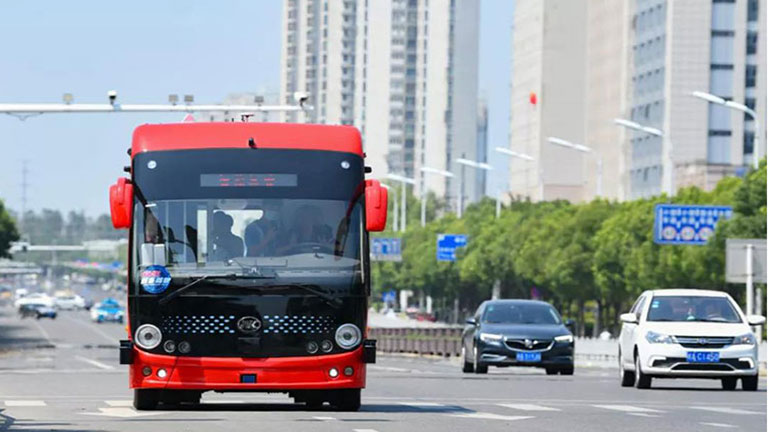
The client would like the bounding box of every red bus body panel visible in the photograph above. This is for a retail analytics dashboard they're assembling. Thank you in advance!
[130,347,366,390]
[131,122,363,157]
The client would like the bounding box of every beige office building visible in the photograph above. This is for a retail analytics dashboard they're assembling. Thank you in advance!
[280,0,481,206]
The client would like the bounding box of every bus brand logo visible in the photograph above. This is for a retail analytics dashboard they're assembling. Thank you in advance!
[140,265,171,294]
[237,316,262,333]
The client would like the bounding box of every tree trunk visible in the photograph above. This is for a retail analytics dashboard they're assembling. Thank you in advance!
[577,300,585,337]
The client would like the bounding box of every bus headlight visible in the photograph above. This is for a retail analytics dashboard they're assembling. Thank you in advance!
[335,324,362,350]
[135,324,162,349]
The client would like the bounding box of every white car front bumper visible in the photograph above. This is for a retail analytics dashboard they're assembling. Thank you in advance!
[639,341,758,377]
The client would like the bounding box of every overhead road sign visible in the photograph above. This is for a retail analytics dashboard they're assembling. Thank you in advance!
[371,238,402,262]
[437,234,468,262]
[653,204,732,245]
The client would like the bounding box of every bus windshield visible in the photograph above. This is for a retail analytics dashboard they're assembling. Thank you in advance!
[134,198,363,277]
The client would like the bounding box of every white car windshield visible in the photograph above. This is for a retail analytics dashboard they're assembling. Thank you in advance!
[646,296,741,323]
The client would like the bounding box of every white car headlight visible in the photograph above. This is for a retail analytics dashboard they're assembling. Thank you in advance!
[135,324,162,349]
[335,323,362,350]
[555,334,574,343]
[480,333,503,343]
[734,333,756,345]
[645,330,676,344]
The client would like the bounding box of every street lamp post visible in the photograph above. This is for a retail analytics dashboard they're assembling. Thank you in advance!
[419,167,454,227]
[691,91,761,169]
[386,173,416,232]
[381,184,398,232]
[455,158,493,218]
[614,118,674,196]
[493,147,535,218]
[546,137,603,198]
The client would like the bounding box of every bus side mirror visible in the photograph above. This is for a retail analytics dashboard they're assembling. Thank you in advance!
[365,180,388,232]
[109,177,133,229]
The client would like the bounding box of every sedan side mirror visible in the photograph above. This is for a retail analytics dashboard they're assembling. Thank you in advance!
[619,313,638,324]
[747,315,766,326]
[466,318,477,326]
[564,319,575,328]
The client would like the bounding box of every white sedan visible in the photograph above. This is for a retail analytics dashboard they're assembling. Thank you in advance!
[54,294,86,310]
[14,292,55,309]
[618,289,765,391]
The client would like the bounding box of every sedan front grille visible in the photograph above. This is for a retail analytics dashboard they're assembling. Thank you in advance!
[675,336,733,349]
[504,339,552,351]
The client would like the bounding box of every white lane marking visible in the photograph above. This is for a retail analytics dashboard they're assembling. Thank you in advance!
[75,356,114,370]
[312,416,337,421]
[4,400,47,407]
[104,400,133,407]
[691,406,760,415]
[498,403,560,412]
[399,402,446,407]
[83,408,164,418]
[593,405,663,413]
[354,430,379,432]
[628,413,660,418]
[700,422,738,429]
[31,320,55,346]
[451,412,534,421]
[62,315,119,344]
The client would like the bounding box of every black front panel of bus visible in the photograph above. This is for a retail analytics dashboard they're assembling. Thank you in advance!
[133,293,367,358]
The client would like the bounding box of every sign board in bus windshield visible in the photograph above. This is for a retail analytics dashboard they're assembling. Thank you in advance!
[200,173,298,188]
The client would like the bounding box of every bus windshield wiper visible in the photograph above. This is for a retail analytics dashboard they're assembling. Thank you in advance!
[158,273,273,306]
[258,283,343,309]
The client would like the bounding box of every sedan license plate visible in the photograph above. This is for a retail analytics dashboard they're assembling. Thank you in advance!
[516,352,541,362]
[686,351,720,363]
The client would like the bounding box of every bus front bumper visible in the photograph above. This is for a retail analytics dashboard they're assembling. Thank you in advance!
[129,346,367,391]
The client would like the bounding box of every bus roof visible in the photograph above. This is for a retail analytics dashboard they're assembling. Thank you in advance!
[131,122,363,157]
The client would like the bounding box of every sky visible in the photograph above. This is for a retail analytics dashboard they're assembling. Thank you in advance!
[0,1,514,216]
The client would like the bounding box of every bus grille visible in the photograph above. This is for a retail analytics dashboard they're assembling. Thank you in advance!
[263,315,334,335]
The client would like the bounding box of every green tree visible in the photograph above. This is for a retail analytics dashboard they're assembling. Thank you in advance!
[0,200,19,258]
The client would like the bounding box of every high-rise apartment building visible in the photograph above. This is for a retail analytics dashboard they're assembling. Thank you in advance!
[507,0,589,202]
[280,0,481,205]
[627,0,766,198]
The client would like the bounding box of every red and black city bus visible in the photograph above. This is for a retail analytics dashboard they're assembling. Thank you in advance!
[109,122,387,411]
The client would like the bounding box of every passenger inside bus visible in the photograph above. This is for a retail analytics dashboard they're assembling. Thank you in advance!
[211,211,244,261]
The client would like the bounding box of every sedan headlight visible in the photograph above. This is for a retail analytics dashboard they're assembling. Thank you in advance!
[645,330,676,344]
[335,323,362,350]
[480,333,503,343]
[554,334,574,343]
[135,324,162,349]
[734,333,756,346]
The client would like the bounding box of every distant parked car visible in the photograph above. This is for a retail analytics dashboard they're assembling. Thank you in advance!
[15,293,55,309]
[90,298,124,323]
[462,299,575,375]
[618,289,765,391]
[54,294,87,310]
[18,303,57,320]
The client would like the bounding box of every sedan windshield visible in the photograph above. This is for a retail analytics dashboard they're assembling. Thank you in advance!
[646,296,741,323]
[482,303,561,325]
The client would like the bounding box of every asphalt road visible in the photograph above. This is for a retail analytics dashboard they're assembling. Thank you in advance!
[0,305,765,432]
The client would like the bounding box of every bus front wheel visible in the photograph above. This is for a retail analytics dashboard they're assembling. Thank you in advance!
[133,389,159,410]
[333,389,361,412]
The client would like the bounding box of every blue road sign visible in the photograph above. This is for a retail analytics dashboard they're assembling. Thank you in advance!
[382,290,397,304]
[653,204,733,245]
[437,234,468,262]
[371,238,402,261]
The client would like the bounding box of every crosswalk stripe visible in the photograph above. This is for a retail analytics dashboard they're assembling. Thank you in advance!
[4,400,47,407]
[691,406,760,416]
[104,400,132,407]
[593,405,663,413]
[451,412,534,421]
[354,430,380,432]
[498,403,560,412]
